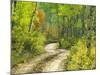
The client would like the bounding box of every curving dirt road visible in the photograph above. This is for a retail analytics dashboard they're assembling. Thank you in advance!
[12,43,70,74]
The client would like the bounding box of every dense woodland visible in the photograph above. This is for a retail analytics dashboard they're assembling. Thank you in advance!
[11,1,96,70]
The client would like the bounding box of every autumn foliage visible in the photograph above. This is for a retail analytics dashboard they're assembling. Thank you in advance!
[33,9,45,31]
[37,10,45,24]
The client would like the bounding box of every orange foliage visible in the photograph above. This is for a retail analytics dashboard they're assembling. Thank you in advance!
[37,10,45,24]
[34,9,45,31]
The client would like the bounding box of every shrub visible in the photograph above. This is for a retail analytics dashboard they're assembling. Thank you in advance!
[59,37,77,49]
[66,38,96,70]
[12,30,46,66]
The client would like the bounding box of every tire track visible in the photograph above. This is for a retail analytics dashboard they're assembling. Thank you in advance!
[31,52,61,73]
[11,52,60,74]
[42,51,69,72]
[31,51,69,73]
[11,43,69,74]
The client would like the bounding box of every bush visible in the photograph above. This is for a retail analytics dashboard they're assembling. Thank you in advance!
[59,37,77,49]
[23,32,46,54]
[66,38,96,70]
[12,29,46,66]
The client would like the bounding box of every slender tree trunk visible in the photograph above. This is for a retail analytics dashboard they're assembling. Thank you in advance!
[11,0,16,8]
[50,14,52,33]
[71,16,76,37]
[29,2,37,32]
[61,16,65,37]
[65,16,68,39]
[57,4,60,38]
[81,6,85,36]
[86,6,91,56]
[81,14,85,35]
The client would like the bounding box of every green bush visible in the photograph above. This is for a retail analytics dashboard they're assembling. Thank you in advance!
[66,38,96,70]
[11,26,45,65]
[12,28,46,66]
[59,37,77,49]
[23,32,46,53]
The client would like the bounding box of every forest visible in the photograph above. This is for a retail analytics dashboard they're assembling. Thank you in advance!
[11,1,96,74]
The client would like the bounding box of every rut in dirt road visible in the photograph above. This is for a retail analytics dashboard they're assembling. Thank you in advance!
[42,51,69,72]
[11,43,70,74]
